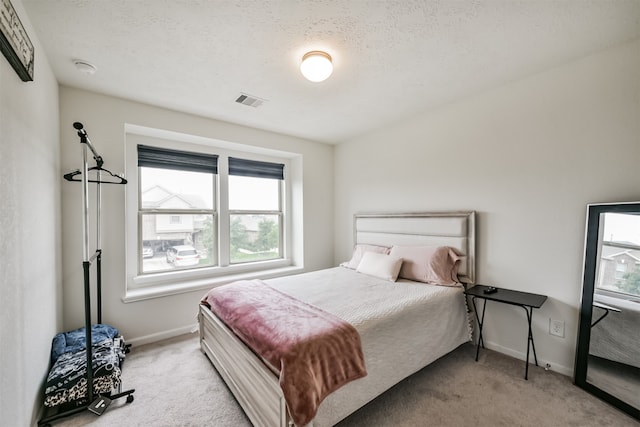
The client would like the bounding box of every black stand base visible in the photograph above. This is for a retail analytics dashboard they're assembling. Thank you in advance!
[38,388,135,426]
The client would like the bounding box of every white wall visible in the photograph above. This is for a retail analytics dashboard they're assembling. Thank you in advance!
[59,87,334,343]
[334,39,640,375]
[0,1,61,425]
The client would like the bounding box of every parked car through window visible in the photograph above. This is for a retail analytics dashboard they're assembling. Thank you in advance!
[165,245,199,267]
[142,246,154,258]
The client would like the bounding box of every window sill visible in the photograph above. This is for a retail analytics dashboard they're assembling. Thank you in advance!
[122,265,305,303]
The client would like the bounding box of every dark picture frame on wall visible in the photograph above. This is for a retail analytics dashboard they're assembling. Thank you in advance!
[0,0,34,81]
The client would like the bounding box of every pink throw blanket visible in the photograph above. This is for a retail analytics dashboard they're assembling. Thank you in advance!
[201,280,367,426]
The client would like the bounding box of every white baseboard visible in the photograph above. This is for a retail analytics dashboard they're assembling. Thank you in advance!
[127,324,198,347]
[483,340,573,377]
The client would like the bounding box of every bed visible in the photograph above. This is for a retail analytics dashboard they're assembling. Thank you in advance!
[199,211,476,426]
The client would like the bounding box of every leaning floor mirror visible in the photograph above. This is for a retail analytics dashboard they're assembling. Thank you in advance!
[575,201,640,421]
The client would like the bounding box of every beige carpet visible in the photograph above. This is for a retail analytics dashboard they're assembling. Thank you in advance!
[48,333,638,427]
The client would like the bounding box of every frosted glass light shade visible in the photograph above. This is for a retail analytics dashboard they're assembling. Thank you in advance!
[73,59,97,75]
[300,51,333,82]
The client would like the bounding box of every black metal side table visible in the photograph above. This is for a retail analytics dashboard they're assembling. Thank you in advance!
[591,300,621,327]
[464,285,548,380]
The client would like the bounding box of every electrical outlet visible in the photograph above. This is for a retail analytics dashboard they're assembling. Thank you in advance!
[549,319,565,338]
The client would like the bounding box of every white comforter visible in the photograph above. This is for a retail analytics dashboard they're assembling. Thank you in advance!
[266,267,472,426]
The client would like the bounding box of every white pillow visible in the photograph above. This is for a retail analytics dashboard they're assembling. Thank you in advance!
[356,252,403,282]
[341,244,390,269]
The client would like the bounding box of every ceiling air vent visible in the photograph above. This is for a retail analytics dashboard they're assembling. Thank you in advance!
[235,93,265,108]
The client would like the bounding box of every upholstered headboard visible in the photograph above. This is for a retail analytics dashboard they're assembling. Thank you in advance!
[353,211,476,284]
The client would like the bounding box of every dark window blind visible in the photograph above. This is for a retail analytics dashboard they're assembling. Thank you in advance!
[229,157,284,180]
[138,145,218,174]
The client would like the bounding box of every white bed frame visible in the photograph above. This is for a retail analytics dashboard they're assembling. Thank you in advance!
[199,211,476,427]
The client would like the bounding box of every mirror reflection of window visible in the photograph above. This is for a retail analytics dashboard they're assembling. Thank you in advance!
[615,261,626,279]
[576,202,640,420]
[597,213,640,299]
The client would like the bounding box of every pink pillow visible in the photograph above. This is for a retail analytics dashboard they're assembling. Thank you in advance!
[389,246,461,286]
[341,244,391,269]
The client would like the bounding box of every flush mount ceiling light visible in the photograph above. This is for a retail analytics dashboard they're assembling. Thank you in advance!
[300,51,333,82]
[73,59,97,75]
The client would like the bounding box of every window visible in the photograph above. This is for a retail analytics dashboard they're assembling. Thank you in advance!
[596,213,640,299]
[138,145,217,274]
[228,157,284,264]
[125,130,295,296]
[615,261,627,279]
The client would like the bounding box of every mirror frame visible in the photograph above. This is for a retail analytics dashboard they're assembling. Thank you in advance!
[575,201,640,421]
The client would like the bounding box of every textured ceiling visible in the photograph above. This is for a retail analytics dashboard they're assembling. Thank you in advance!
[21,0,640,144]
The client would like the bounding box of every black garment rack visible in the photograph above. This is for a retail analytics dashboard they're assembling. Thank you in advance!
[39,122,133,426]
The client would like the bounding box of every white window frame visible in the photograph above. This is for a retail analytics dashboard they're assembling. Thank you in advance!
[123,125,300,302]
